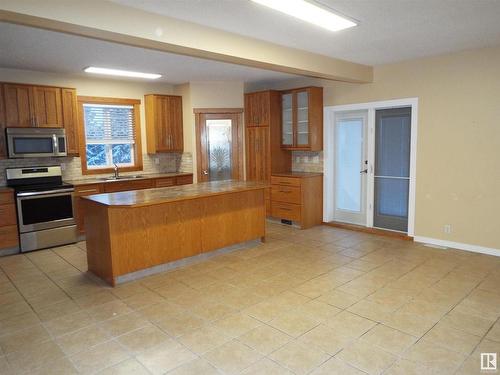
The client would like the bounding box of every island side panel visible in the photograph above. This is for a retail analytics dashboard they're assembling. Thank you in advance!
[107,199,203,278]
[200,189,266,253]
[85,201,114,285]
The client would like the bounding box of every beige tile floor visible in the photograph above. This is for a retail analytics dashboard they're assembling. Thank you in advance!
[0,222,499,374]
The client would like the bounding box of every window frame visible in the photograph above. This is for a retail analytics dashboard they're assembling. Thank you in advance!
[77,96,143,175]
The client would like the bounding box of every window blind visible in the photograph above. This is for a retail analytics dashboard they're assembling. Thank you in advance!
[83,104,135,145]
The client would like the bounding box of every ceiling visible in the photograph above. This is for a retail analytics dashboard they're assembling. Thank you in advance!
[113,0,500,65]
[0,22,299,84]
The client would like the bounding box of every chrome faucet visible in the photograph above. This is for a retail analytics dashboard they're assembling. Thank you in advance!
[113,163,119,179]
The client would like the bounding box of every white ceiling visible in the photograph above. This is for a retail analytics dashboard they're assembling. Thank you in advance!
[113,0,500,65]
[0,22,299,84]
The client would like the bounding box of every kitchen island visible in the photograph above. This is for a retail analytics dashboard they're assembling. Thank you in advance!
[83,180,267,285]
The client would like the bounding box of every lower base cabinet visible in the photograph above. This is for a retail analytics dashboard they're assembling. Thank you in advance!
[0,189,19,253]
[73,174,193,235]
[269,173,323,229]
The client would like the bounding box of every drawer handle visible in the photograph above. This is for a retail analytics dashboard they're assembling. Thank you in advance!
[279,190,291,193]
[78,189,99,193]
[278,207,292,211]
[279,181,292,185]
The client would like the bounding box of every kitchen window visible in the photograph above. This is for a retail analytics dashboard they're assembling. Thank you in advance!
[78,97,143,174]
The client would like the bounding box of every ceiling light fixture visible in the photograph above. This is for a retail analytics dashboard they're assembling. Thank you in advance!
[251,0,357,32]
[84,67,162,79]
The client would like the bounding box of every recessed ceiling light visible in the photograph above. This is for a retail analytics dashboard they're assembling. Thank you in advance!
[84,67,162,79]
[251,0,357,32]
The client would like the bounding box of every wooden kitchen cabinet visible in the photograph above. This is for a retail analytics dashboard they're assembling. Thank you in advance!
[4,83,34,128]
[246,127,270,182]
[0,82,79,158]
[280,86,323,151]
[103,179,154,193]
[32,86,64,127]
[245,91,270,127]
[0,189,18,253]
[270,173,323,229]
[61,88,79,155]
[245,90,291,215]
[74,184,103,235]
[74,174,193,235]
[145,94,183,153]
[4,83,65,128]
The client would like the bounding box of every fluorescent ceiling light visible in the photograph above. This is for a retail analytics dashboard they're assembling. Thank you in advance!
[84,67,161,79]
[251,0,357,32]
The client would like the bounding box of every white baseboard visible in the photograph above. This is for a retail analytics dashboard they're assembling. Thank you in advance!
[414,236,500,257]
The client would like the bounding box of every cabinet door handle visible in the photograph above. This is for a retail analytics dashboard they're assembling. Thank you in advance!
[279,207,292,211]
[77,189,99,194]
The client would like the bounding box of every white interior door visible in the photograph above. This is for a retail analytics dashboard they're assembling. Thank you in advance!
[333,111,368,225]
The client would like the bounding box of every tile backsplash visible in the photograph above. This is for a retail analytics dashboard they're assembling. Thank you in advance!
[0,152,193,186]
[291,151,323,173]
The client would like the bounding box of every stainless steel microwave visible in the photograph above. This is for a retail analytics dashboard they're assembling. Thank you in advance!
[6,127,67,158]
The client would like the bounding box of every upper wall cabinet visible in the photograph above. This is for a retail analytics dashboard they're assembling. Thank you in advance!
[245,91,271,127]
[0,82,80,158]
[281,86,323,151]
[145,94,183,153]
[61,88,79,155]
[32,86,63,127]
[4,84,35,128]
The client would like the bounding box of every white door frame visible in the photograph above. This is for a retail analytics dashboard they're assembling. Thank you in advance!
[323,98,418,236]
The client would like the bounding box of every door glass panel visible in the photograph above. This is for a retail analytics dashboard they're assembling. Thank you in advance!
[297,91,309,145]
[13,138,54,154]
[21,195,73,225]
[335,119,363,212]
[374,107,411,232]
[282,93,293,145]
[207,119,232,181]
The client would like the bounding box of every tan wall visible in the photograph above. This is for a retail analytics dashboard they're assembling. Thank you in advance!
[174,81,244,182]
[248,46,500,250]
[0,68,174,154]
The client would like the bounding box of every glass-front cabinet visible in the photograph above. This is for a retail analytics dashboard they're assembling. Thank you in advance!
[281,93,293,146]
[280,87,323,151]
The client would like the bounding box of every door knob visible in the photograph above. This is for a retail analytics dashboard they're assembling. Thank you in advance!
[203,170,208,175]
[360,169,368,174]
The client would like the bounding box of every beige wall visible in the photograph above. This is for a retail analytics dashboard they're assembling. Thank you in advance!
[175,81,244,182]
[0,68,174,154]
[248,46,500,251]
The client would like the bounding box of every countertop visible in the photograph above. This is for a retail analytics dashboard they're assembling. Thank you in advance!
[67,172,193,186]
[83,180,269,208]
[271,171,323,178]
[0,187,13,193]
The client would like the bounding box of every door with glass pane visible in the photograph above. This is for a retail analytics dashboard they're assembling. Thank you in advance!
[333,111,368,225]
[374,107,411,232]
[196,111,243,183]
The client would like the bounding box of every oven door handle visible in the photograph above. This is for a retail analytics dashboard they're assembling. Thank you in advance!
[17,188,75,197]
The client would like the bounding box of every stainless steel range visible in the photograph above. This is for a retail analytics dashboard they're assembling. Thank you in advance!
[6,166,77,252]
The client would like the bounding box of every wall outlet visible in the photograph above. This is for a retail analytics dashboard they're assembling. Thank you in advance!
[443,224,452,234]
[154,157,160,165]
[60,163,66,171]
